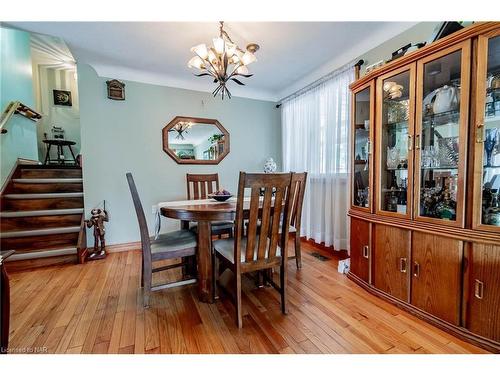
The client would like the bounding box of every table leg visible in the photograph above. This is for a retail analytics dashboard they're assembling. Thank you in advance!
[196,221,214,303]
[180,220,196,278]
[44,144,52,165]
[68,145,77,165]
[1,264,10,354]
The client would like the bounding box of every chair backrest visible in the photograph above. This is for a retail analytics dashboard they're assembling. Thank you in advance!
[290,172,308,229]
[126,173,151,253]
[233,172,294,265]
[186,173,220,200]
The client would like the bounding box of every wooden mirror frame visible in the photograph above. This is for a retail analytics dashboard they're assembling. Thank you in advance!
[162,116,230,165]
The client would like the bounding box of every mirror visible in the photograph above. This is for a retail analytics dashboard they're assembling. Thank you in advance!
[162,116,229,164]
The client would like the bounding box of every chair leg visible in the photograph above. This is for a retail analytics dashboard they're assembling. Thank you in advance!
[294,233,302,269]
[280,262,288,315]
[143,263,152,308]
[235,272,243,328]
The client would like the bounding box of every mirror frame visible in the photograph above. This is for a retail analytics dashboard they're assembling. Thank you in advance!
[162,116,230,165]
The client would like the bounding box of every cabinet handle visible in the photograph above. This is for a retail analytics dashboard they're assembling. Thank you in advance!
[413,262,420,277]
[415,134,421,150]
[474,279,484,299]
[408,135,413,151]
[399,257,407,273]
[362,245,369,259]
[476,123,485,143]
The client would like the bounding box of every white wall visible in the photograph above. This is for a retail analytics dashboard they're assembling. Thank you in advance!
[78,64,281,245]
[35,65,80,162]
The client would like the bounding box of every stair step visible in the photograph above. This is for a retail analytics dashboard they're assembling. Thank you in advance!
[1,197,84,211]
[0,226,80,239]
[6,247,78,261]
[1,213,82,231]
[3,192,83,199]
[0,208,84,218]
[1,232,79,252]
[20,168,82,178]
[12,178,83,184]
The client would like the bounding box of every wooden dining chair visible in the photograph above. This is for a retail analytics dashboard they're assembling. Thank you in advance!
[186,173,233,238]
[127,173,198,307]
[212,172,295,328]
[288,172,307,269]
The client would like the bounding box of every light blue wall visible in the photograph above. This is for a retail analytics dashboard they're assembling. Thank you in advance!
[0,26,38,186]
[78,64,281,245]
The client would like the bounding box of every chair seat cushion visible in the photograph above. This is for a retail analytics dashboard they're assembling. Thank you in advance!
[150,230,197,255]
[214,236,281,264]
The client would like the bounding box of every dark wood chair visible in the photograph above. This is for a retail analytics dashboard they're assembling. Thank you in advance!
[213,172,295,328]
[288,172,308,269]
[127,173,198,307]
[186,173,233,238]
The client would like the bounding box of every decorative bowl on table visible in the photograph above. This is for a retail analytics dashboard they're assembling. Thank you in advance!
[208,189,232,202]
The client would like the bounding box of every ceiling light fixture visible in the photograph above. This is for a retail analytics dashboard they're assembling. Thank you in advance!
[168,121,192,140]
[188,21,259,100]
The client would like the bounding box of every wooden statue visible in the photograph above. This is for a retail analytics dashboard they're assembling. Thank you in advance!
[85,207,109,261]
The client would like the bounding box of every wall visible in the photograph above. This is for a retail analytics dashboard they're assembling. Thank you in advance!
[357,22,440,76]
[78,64,281,245]
[0,26,37,187]
[35,65,80,161]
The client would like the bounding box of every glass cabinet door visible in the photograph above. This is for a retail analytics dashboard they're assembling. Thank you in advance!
[474,32,500,231]
[376,66,415,217]
[414,41,470,226]
[352,82,374,211]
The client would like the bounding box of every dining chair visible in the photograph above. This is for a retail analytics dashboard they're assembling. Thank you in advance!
[212,172,295,328]
[288,172,308,269]
[186,173,233,238]
[126,172,198,307]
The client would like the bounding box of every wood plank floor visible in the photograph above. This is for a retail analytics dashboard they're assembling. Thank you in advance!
[7,241,488,354]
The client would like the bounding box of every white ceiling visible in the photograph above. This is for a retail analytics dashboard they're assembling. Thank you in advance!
[169,123,220,146]
[8,22,417,101]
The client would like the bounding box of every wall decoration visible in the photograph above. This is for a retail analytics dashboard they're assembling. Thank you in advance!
[53,89,72,106]
[106,79,126,100]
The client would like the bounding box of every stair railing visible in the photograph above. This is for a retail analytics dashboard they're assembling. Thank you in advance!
[0,101,42,134]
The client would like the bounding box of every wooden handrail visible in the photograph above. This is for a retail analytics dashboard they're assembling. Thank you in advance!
[0,101,42,134]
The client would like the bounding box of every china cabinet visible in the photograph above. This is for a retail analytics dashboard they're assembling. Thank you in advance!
[348,22,500,352]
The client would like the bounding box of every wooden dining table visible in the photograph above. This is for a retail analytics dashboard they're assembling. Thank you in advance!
[159,198,240,303]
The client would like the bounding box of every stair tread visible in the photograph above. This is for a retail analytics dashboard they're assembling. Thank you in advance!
[3,192,84,199]
[6,247,78,260]
[0,208,84,217]
[12,178,83,183]
[0,226,81,238]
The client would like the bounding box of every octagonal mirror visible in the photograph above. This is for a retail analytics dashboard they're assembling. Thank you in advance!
[162,116,230,164]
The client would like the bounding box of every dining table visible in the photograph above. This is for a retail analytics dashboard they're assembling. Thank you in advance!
[157,197,241,303]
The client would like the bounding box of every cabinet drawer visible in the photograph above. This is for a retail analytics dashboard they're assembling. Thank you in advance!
[466,243,500,342]
[350,218,370,282]
[410,232,463,325]
[373,224,410,302]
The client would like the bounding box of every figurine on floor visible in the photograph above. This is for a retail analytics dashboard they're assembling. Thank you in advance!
[85,206,109,261]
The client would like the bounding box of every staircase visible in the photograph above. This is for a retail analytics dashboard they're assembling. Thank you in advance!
[0,164,86,271]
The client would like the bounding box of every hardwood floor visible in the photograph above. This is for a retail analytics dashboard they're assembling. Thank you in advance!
[6,240,488,354]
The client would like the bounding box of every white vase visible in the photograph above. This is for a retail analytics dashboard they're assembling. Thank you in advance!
[263,158,277,174]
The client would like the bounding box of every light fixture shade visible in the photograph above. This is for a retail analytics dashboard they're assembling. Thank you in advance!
[213,37,225,55]
[188,56,205,69]
[191,44,209,59]
[236,65,249,75]
[241,51,257,65]
[225,42,237,57]
[208,49,218,63]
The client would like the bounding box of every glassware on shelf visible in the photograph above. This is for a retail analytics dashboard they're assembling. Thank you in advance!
[484,192,500,226]
[386,146,400,169]
[437,137,459,167]
[435,190,457,220]
[353,86,371,209]
[485,128,498,167]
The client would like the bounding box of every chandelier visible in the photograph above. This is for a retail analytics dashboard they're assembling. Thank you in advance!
[188,21,259,99]
[168,121,192,140]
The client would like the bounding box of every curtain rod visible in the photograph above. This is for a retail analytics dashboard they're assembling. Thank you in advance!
[277,59,364,107]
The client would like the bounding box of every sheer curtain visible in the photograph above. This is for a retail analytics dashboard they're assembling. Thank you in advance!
[281,65,354,250]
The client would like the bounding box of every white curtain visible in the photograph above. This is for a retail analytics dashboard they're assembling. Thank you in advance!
[281,65,354,250]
